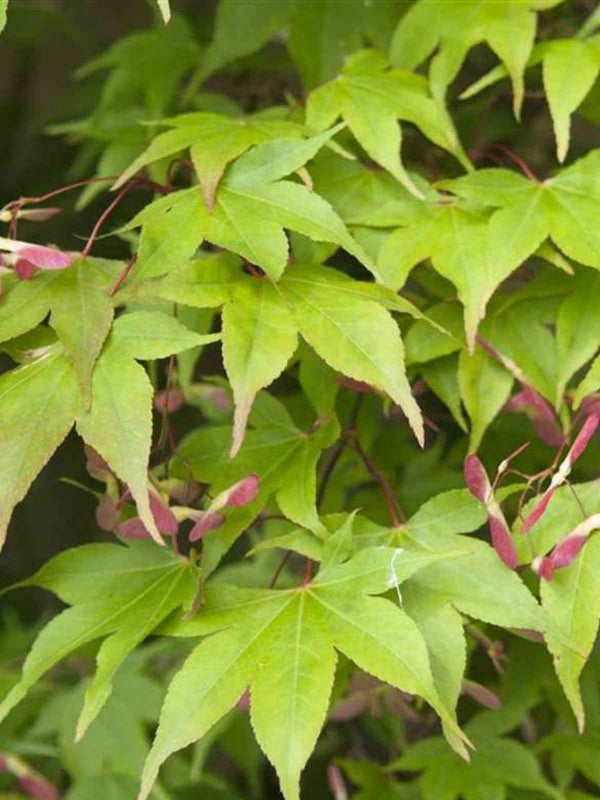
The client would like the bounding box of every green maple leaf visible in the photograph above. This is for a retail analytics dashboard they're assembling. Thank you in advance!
[51,16,200,207]
[461,24,600,162]
[403,583,467,747]
[184,0,408,97]
[218,264,423,454]
[49,260,115,408]
[542,535,600,732]
[110,309,220,360]
[139,546,469,800]
[277,266,423,442]
[114,110,303,208]
[440,150,600,275]
[120,251,243,308]
[479,301,558,404]
[34,666,163,796]
[222,277,299,456]
[538,729,600,789]
[458,344,514,452]
[306,50,468,197]
[0,541,197,740]
[310,148,431,228]
[0,351,79,549]
[0,273,54,344]
[553,273,600,407]
[76,310,217,544]
[0,258,120,408]
[379,490,546,632]
[516,482,600,730]
[372,201,521,350]
[394,711,562,800]
[123,128,374,282]
[175,392,339,571]
[0,0,7,33]
[390,0,562,117]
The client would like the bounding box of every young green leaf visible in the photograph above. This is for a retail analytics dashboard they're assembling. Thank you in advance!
[114,112,301,207]
[541,536,600,731]
[123,252,242,308]
[389,0,547,116]
[138,549,467,800]
[400,493,545,632]
[555,273,600,407]
[403,583,467,752]
[0,274,52,343]
[222,277,298,456]
[0,352,79,549]
[543,39,600,162]
[76,344,159,543]
[279,265,424,445]
[133,188,206,283]
[458,345,514,452]
[48,259,114,408]
[111,310,220,360]
[0,541,196,736]
[442,152,600,272]
[306,50,468,196]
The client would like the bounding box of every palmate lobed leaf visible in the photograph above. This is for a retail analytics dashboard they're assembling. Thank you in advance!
[217,264,423,454]
[121,128,376,283]
[389,0,559,116]
[139,546,469,800]
[306,50,469,196]
[440,150,600,274]
[0,541,197,739]
[460,25,600,162]
[174,392,339,570]
[0,351,79,548]
[113,111,304,203]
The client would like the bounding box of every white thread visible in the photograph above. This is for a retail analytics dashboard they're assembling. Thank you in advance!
[388,547,404,606]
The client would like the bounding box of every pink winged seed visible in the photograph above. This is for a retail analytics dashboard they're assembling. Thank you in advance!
[523,413,599,533]
[464,453,491,503]
[17,245,72,270]
[464,455,518,569]
[188,511,225,542]
[223,473,260,508]
[118,492,178,540]
[534,513,600,580]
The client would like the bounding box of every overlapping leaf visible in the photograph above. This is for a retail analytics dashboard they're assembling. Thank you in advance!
[140,547,468,800]
[0,351,79,548]
[390,0,562,115]
[441,150,600,273]
[122,129,374,283]
[114,110,302,207]
[461,21,600,162]
[175,392,338,570]
[0,541,197,738]
[306,50,468,196]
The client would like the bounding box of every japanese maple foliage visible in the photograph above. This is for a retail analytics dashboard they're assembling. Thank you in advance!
[1,1,600,799]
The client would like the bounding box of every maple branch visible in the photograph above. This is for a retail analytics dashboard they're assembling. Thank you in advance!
[81,183,134,257]
[268,550,293,590]
[352,438,405,525]
[109,254,137,296]
[489,143,539,182]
